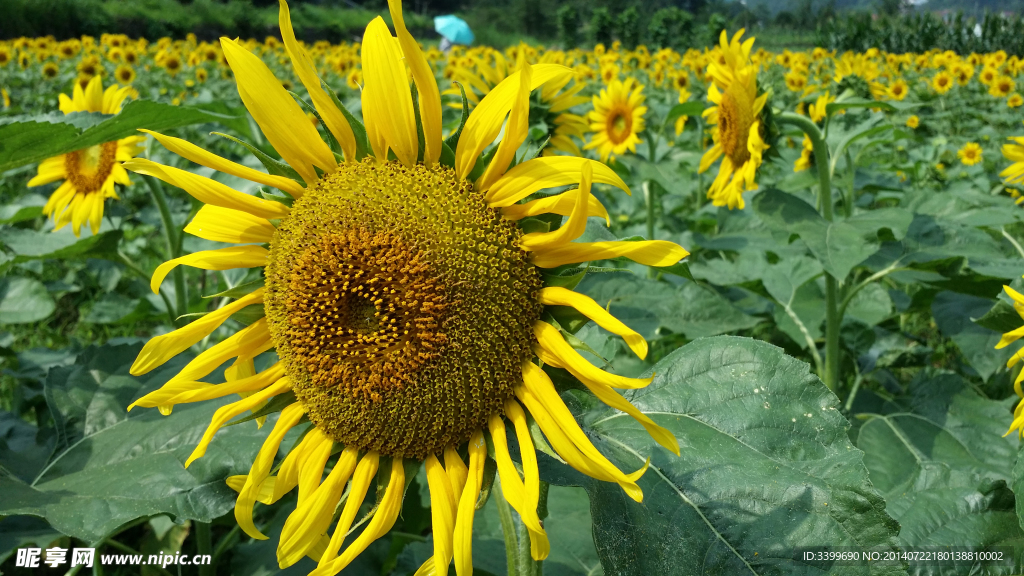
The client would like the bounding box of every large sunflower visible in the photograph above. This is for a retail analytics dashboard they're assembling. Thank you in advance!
[27,76,143,237]
[584,77,646,162]
[124,1,687,575]
[699,29,769,210]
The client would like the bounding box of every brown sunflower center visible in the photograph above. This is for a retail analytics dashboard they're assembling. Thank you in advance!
[718,85,755,165]
[265,159,543,458]
[64,142,118,194]
[607,108,632,144]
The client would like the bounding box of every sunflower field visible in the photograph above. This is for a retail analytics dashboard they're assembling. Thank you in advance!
[5,3,1024,575]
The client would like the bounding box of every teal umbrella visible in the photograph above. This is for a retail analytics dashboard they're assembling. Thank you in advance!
[434,15,474,45]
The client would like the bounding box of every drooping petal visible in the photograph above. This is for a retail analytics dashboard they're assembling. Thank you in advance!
[444,445,468,499]
[278,0,356,163]
[488,411,549,560]
[156,319,274,395]
[500,189,609,224]
[320,451,380,566]
[130,363,284,412]
[311,457,405,576]
[538,286,647,359]
[453,430,486,576]
[533,321,651,389]
[387,0,442,165]
[278,447,359,567]
[475,60,532,193]
[139,129,305,197]
[519,161,591,251]
[361,17,418,166]
[124,158,290,219]
[422,454,456,575]
[185,376,292,466]
[234,403,305,539]
[456,64,573,181]
[220,37,336,184]
[183,205,276,244]
[150,245,268,294]
[530,239,689,269]
[486,156,628,207]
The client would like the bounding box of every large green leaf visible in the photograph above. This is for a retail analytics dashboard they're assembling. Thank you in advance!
[932,291,1011,381]
[753,188,895,280]
[578,274,761,340]
[0,277,56,324]
[0,343,270,542]
[854,371,1024,573]
[0,228,123,263]
[542,336,903,575]
[0,100,244,172]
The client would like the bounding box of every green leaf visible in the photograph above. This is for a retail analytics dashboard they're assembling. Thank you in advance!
[932,291,1011,381]
[444,81,471,152]
[0,277,56,324]
[855,371,1024,564]
[81,293,146,324]
[973,299,1021,334]
[845,283,893,327]
[0,100,244,172]
[579,274,761,340]
[0,195,46,225]
[203,278,265,300]
[0,343,271,542]
[0,228,123,263]
[664,101,705,128]
[542,336,903,575]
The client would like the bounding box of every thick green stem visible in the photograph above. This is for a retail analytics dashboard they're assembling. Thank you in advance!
[643,180,656,279]
[494,477,520,576]
[777,113,839,392]
[144,175,187,323]
[195,521,215,576]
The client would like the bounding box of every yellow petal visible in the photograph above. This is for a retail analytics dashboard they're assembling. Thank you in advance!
[278,0,356,163]
[533,321,651,389]
[361,17,417,166]
[297,434,335,506]
[235,403,305,539]
[131,288,265,376]
[445,445,468,499]
[456,64,573,180]
[124,158,289,219]
[530,239,689,269]
[424,454,456,574]
[319,451,380,566]
[486,156,628,207]
[538,287,647,359]
[273,429,326,503]
[387,0,441,165]
[519,161,591,251]
[504,398,549,559]
[501,189,609,224]
[130,363,284,413]
[139,129,305,197]
[184,205,275,244]
[158,318,273,392]
[488,411,550,560]
[278,447,359,567]
[220,37,336,184]
[476,60,532,193]
[311,457,404,576]
[185,376,292,467]
[453,431,486,576]
[150,245,268,294]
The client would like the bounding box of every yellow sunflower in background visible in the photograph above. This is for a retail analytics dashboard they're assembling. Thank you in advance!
[585,77,646,162]
[699,29,770,210]
[958,142,983,166]
[932,70,954,94]
[906,115,920,129]
[794,135,813,172]
[1008,94,1023,108]
[123,1,687,575]
[27,76,143,237]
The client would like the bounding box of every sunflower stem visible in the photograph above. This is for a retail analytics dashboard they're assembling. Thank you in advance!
[195,521,214,576]
[494,476,520,576]
[144,175,187,324]
[776,112,839,393]
[643,180,657,279]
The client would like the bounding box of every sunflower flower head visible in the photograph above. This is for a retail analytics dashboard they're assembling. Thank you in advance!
[27,75,143,237]
[122,2,688,575]
[995,284,1024,437]
[699,29,770,210]
[958,142,983,166]
[584,77,647,162]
